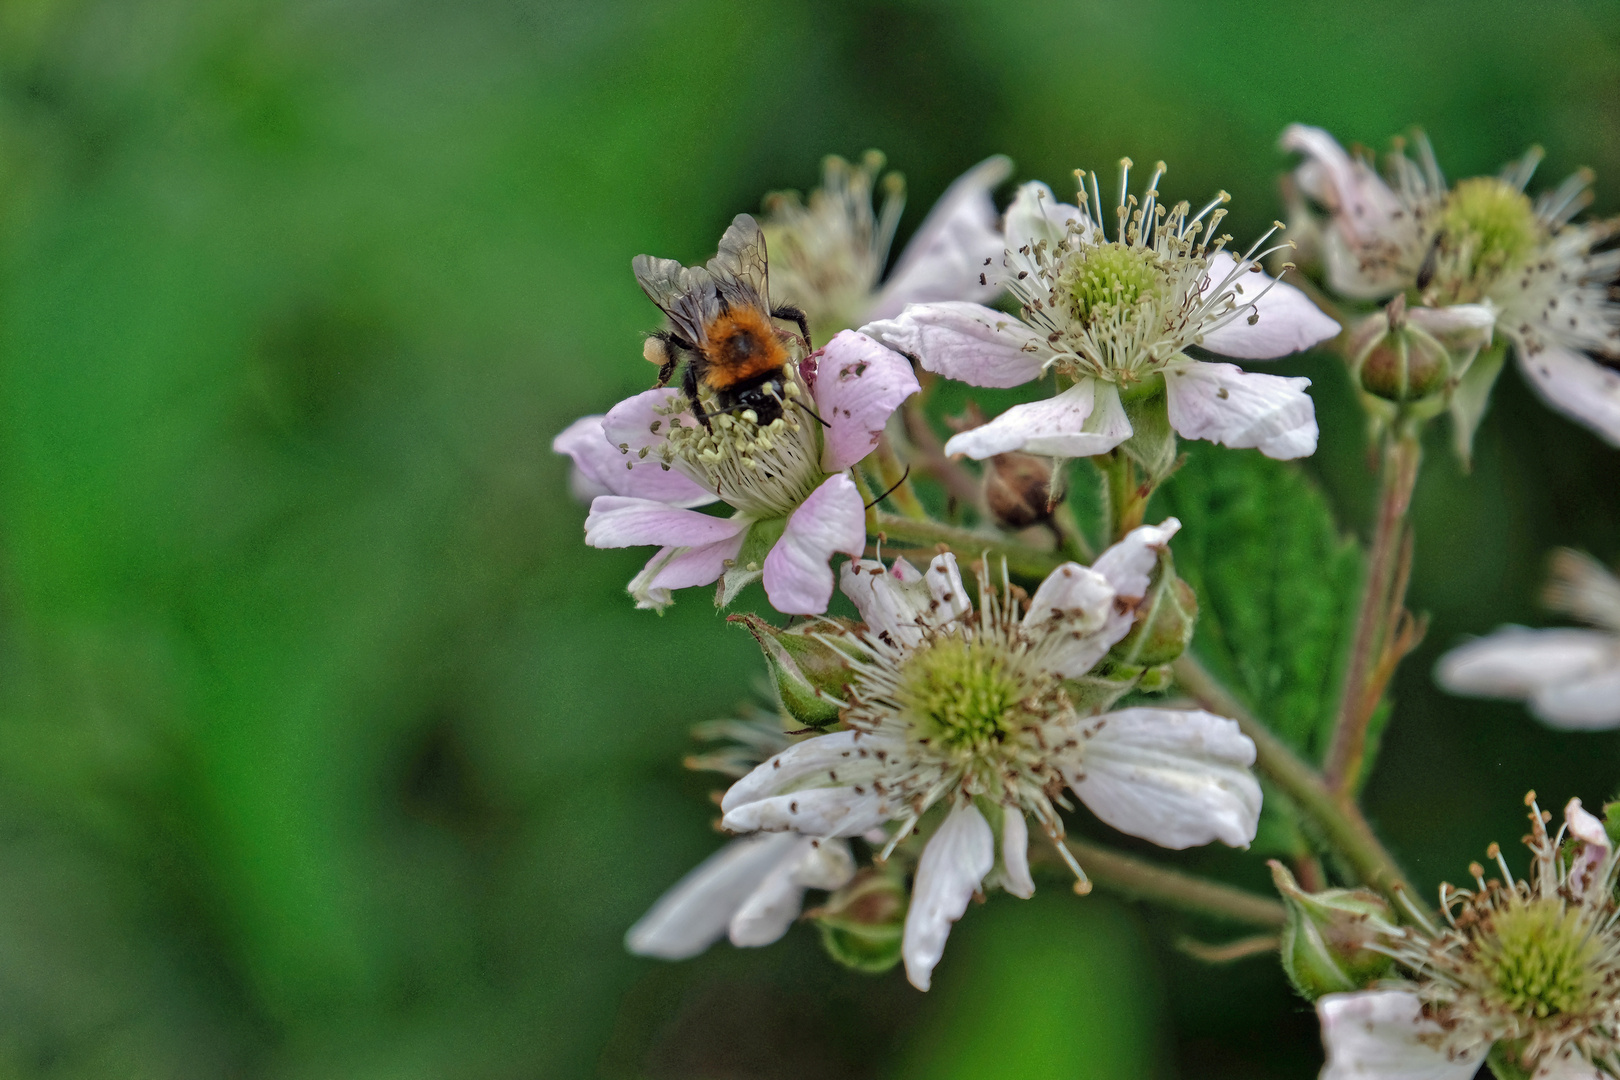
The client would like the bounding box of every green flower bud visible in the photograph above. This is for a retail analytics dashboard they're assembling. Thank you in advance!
[1107,550,1197,669]
[1270,860,1396,1001]
[808,867,908,973]
[729,613,855,728]
[1349,297,1450,403]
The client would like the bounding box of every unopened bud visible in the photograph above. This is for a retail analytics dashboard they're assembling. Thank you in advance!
[729,613,856,728]
[1107,551,1197,670]
[1270,861,1395,1001]
[807,867,908,973]
[985,451,1065,529]
[1349,296,1450,402]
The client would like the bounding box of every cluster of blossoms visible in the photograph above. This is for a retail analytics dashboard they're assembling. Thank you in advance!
[554,133,1620,1078]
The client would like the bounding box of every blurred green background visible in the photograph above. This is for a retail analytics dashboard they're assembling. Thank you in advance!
[1,0,1618,1076]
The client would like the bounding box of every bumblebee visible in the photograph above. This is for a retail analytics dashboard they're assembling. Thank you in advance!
[633,213,811,428]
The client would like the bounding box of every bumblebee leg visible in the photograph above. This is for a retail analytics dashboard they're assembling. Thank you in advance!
[648,331,690,389]
[682,362,711,430]
[772,304,813,352]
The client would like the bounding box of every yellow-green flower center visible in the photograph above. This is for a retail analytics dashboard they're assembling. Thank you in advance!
[898,637,1025,753]
[1477,899,1601,1018]
[1060,242,1168,324]
[1437,177,1539,290]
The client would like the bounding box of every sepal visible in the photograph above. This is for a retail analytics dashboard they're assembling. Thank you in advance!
[1270,860,1396,1000]
[808,867,908,973]
[729,613,856,728]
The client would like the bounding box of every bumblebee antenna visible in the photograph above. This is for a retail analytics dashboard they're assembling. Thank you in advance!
[792,398,832,429]
[865,465,912,510]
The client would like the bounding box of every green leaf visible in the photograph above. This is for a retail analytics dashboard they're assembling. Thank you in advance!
[1152,448,1364,766]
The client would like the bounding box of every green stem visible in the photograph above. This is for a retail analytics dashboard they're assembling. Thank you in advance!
[1062,837,1286,928]
[1098,450,1147,543]
[870,512,1064,581]
[872,434,929,521]
[1322,431,1422,795]
[1172,654,1415,906]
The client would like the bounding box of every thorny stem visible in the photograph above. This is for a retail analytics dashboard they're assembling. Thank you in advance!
[1323,431,1423,795]
[1059,837,1286,928]
[870,512,1064,582]
[1171,654,1416,907]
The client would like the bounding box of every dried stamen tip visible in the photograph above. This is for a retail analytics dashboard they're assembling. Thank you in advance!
[1487,842,1502,859]
[1525,790,1538,806]
[1072,879,1094,896]
[1470,862,1486,879]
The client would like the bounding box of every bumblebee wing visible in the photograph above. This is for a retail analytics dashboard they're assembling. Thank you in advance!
[708,213,771,311]
[632,254,717,345]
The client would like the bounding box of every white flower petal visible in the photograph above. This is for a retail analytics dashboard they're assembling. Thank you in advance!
[943,379,1133,460]
[840,556,933,647]
[554,411,715,506]
[1279,126,1405,244]
[924,552,972,630]
[1091,518,1181,603]
[1435,626,1616,700]
[1023,562,1118,678]
[871,155,1013,320]
[721,785,894,838]
[810,331,921,472]
[1516,343,1620,448]
[584,496,749,549]
[761,474,867,615]
[903,803,994,991]
[1409,303,1499,346]
[1317,989,1486,1080]
[728,837,856,947]
[1531,666,1620,730]
[1002,180,1087,253]
[625,833,804,959]
[999,809,1035,899]
[1069,707,1260,849]
[1199,252,1341,359]
[722,730,884,813]
[1532,1050,1613,1080]
[861,301,1052,388]
[627,535,748,611]
[1164,361,1319,459]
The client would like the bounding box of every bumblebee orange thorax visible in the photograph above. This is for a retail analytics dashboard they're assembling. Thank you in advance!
[700,308,790,389]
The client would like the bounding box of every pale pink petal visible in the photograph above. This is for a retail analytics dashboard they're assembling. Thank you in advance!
[1317,990,1487,1080]
[812,331,921,472]
[870,155,1013,320]
[903,803,994,991]
[1435,626,1615,700]
[1002,180,1088,253]
[627,535,747,611]
[840,556,933,647]
[1409,303,1498,345]
[584,496,749,549]
[1068,708,1260,849]
[625,833,805,959]
[1199,252,1341,359]
[1531,666,1620,730]
[861,302,1052,388]
[554,412,714,506]
[728,837,856,947]
[1164,361,1319,459]
[1279,125,1404,243]
[999,809,1035,899]
[1516,343,1620,448]
[762,475,867,615]
[1023,562,1117,678]
[943,379,1133,460]
[1564,798,1610,895]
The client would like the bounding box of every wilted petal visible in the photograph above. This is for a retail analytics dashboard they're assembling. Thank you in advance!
[872,155,1013,320]
[903,803,994,991]
[840,556,933,646]
[1199,252,1341,359]
[628,535,747,611]
[861,302,1052,388]
[729,837,856,947]
[1163,361,1319,459]
[1069,707,1261,849]
[1531,666,1620,730]
[1435,626,1615,700]
[721,785,892,838]
[554,412,714,506]
[625,833,804,959]
[943,379,1133,460]
[762,474,867,615]
[585,496,748,549]
[1317,990,1485,1080]
[1516,343,1620,448]
[812,331,921,472]
[999,809,1035,899]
